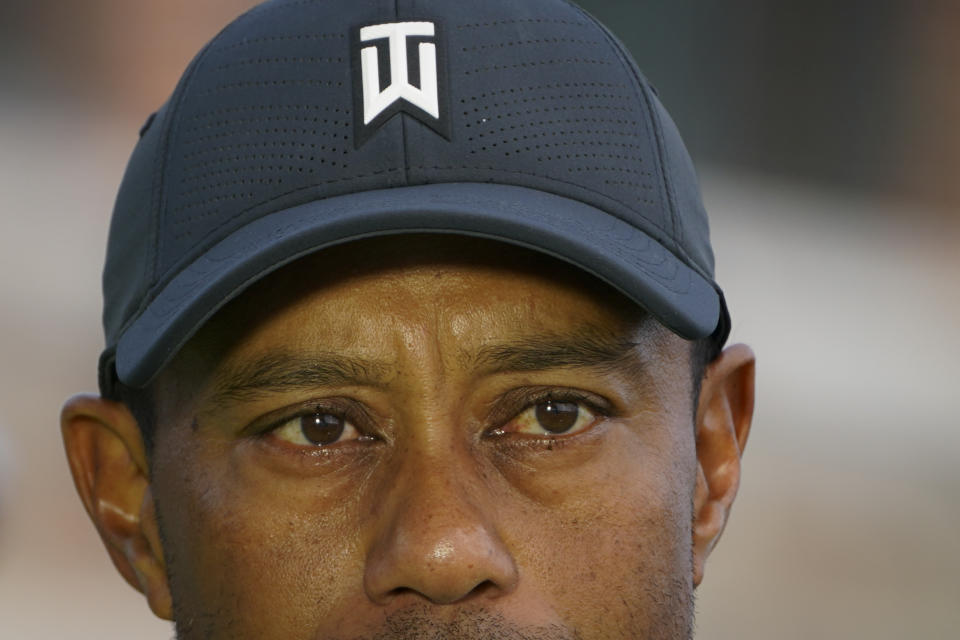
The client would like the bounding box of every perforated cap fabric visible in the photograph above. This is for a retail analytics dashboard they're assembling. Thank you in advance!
[100,0,729,393]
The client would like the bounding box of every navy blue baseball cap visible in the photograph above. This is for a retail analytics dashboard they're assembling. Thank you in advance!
[99,0,730,395]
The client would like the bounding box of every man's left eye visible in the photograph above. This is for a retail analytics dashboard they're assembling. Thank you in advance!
[271,411,363,447]
[505,399,599,436]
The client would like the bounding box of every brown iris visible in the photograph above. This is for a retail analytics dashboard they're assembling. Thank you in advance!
[534,400,580,433]
[300,412,346,445]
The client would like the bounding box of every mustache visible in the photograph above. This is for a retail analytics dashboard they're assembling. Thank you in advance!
[333,607,582,640]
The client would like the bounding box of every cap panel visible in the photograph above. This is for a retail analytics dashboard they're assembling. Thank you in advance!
[155,0,407,292]
[102,100,170,342]
[404,0,678,261]
[648,94,715,275]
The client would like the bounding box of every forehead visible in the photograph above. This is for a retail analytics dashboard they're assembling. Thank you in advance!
[160,235,664,395]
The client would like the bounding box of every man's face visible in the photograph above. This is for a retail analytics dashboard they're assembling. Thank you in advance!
[90,236,735,639]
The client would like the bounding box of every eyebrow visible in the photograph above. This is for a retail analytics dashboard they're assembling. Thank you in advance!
[468,323,650,379]
[206,323,650,408]
[207,351,390,408]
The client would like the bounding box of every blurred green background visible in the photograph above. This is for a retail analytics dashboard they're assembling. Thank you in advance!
[1,1,957,638]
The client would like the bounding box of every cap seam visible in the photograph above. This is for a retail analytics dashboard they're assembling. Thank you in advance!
[564,0,684,249]
[561,0,702,276]
[146,93,195,329]
[639,85,684,246]
[121,20,267,340]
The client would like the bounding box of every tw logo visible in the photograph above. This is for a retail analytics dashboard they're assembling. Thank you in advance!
[352,20,450,147]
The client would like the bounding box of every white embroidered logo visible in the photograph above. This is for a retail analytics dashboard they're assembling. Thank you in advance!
[359,21,440,125]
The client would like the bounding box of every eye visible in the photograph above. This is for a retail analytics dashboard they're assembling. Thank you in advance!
[502,398,599,437]
[270,410,364,447]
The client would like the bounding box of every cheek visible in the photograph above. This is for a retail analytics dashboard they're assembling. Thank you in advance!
[150,431,367,638]
[503,422,697,634]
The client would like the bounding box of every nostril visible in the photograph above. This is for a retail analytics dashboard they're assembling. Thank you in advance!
[386,586,419,600]
[469,579,500,599]
[386,579,500,605]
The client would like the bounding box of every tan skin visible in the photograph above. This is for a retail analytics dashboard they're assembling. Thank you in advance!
[62,236,754,639]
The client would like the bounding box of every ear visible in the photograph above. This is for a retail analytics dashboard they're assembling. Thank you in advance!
[60,393,173,620]
[691,343,755,587]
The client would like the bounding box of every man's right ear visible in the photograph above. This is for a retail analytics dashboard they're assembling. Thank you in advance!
[60,393,173,620]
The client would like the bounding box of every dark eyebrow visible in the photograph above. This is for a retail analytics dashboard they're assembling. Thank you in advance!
[207,351,390,408]
[469,323,650,379]
[205,323,650,409]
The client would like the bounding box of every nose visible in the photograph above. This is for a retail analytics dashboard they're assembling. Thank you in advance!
[363,454,519,605]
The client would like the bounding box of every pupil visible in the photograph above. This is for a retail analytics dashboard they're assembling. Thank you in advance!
[535,400,579,433]
[300,413,345,445]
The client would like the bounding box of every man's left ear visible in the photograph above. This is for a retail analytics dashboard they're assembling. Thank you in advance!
[691,343,756,586]
[60,393,173,619]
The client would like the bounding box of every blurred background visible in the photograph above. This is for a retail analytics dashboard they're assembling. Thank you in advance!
[0,1,957,638]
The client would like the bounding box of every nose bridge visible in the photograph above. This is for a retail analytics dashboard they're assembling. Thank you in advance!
[363,432,518,605]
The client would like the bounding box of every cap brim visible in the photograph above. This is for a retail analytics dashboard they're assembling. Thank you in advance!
[115,183,721,387]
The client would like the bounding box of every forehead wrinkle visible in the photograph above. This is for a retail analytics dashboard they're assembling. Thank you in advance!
[205,350,391,409]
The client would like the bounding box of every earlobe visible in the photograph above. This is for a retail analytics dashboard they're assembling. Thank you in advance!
[690,344,755,587]
[60,394,173,620]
